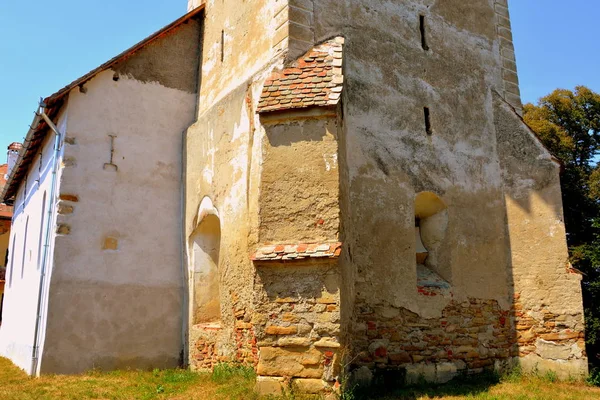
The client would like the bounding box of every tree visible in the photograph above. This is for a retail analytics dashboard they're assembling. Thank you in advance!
[523,86,600,368]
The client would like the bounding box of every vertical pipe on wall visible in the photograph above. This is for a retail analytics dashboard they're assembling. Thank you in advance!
[30,104,63,376]
[180,128,189,366]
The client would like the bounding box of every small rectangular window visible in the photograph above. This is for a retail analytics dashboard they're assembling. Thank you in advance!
[424,107,432,135]
[220,30,225,62]
[420,15,429,51]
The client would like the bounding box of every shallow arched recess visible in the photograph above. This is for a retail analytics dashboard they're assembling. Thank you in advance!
[415,191,450,291]
[189,213,222,326]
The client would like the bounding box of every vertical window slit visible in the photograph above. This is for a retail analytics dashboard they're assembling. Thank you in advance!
[424,107,432,135]
[220,30,225,63]
[420,15,429,51]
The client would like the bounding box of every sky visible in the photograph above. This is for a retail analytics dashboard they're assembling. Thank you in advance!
[0,1,598,147]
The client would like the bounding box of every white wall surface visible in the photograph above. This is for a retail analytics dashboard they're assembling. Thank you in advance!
[39,69,196,373]
[0,112,65,374]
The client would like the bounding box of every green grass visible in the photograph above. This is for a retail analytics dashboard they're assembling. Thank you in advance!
[0,357,599,399]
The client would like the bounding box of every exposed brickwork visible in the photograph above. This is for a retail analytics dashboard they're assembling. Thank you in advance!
[253,263,341,392]
[513,293,585,359]
[251,242,342,261]
[232,291,259,366]
[190,324,222,369]
[350,298,516,377]
[190,292,259,371]
[258,37,344,113]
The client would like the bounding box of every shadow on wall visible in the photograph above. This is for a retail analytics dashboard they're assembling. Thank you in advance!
[265,117,333,148]
[190,214,221,325]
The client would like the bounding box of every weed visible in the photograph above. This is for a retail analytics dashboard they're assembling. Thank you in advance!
[339,384,357,400]
[588,367,600,387]
[501,365,523,383]
[212,362,256,383]
[543,370,558,383]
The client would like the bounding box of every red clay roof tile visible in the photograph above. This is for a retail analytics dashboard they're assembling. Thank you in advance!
[257,37,344,114]
[251,242,342,262]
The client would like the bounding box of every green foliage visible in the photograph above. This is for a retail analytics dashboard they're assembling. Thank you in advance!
[501,366,523,384]
[542,371,559,383]
[524,86,600,371]
[587,368,600,386]
[211,362,256,384]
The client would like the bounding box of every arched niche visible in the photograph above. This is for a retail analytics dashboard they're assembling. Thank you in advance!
[189,212,222,326]
[415,191,450,283]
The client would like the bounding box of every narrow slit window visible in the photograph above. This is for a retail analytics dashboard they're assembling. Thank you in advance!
[420,15,429,51]
[220,30,225,62]
[424,107,432,135]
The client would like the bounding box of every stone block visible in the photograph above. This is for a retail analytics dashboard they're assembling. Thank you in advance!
[62,157,76,167]
[257,347,323,378]
[314,338,340,348]
[278,337,312,347]
[423,364,436,382]
[436,362,457,383]
[255,376,285,396]
[293,378,327,394]
[405,364,424,385]
[59,193,79,202]
[497,26,513,41]
[103,237,119,251]
[535,339,573,360]
[265,325,298,335]
[389,351,411,364]
[289,21,314,43]
[56,224,71,235]
[289,5,313,27]
[521,353,588,380]
[502,69,520,86]
[494,3,510,19]
[58,203,74,215]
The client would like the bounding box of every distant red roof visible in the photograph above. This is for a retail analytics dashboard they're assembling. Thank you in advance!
[7,143,22,151]
[0,164,12,219]
[257,37,344,114]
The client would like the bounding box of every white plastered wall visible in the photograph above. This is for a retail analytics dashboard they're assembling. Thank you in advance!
[0,112,65,374]
[38,69,196,373]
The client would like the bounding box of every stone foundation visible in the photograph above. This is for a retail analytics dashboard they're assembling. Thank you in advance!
[251,261,342,396]
[348,298,516,385]
[513,293,586,379]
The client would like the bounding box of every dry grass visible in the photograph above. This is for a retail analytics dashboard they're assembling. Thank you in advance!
[0,357,600,399]
[373,375,600,400]
[0,357,255,400]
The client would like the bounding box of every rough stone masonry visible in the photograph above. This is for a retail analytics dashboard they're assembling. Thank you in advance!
[184,0,587,396]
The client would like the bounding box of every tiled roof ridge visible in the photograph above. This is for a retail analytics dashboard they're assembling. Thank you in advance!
[257,37,344,114]
[251,241,342,262]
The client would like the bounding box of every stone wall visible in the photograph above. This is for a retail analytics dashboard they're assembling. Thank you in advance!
[253,261,341,395]
[494,0,522,114]
[184,0,588,394]
[494,94,587,378]
[349,298,516,386]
